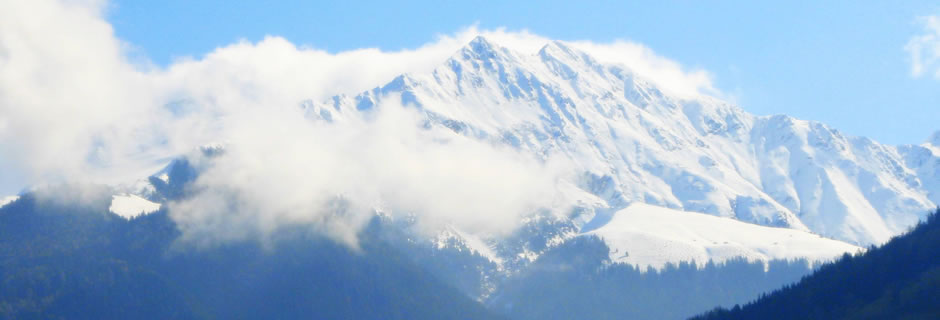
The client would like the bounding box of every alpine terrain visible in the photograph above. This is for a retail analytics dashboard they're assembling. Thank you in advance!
[2,36,938,319]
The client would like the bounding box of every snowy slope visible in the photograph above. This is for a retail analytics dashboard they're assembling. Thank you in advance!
[0,195,18,208]
[929,130,940,149]
[305,36,939,247]
[586,203,862,269]
[435,226,505,266]
[109,194,161,219]
[900,137,940,212]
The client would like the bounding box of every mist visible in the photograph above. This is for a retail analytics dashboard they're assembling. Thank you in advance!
[0,0,716,245]
[168,100,570,247]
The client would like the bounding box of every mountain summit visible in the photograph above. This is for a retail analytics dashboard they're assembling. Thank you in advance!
[305,36,939,250]
[929,130,940,148]
[4,35,934,320]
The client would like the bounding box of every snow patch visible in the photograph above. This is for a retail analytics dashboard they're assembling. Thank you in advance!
[0,195,19,208]
[434,227,504,266]
[451,228,503,265]
[586,203,862,270]
[109,194,161,219]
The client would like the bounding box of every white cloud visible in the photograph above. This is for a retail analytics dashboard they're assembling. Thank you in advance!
[168,101,568,247]
[0,0,719,245]
[905,15,940,78]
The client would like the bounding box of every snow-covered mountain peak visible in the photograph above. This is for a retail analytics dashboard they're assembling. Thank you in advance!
[928,130,940,148]
[103,35,933,273]
[452,35,521,67]
[301,35,940,249]
[465,35,499,55]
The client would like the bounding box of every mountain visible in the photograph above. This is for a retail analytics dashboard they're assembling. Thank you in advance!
[691,208,940,320]
[302,35,938,257]
[929,130,940,148]
[88,34,934,283]
[488,237,818,320]
[4,35,936,319]
[0,187,836,320]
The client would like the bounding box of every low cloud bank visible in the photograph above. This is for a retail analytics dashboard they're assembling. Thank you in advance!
[0,0,717,245]
[169,101,570,247]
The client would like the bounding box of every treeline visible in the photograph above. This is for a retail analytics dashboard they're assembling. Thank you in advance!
[0,193,501,320]
[488,236,814,320]
[691,208,940,320]
[9,182,918,320]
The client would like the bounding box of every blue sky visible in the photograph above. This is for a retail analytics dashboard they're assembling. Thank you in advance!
[107,1,940,145]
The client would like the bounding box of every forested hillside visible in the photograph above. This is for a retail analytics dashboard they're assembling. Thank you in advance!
[0,194,501,320]
[488,236,814,320]
[692,208,940,320]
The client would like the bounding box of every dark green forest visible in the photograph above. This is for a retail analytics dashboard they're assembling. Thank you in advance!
[0,193,501,320]
[488,236,813,320]
[6,181,932,320]
[0,188,823,320]
[691,208,940,320]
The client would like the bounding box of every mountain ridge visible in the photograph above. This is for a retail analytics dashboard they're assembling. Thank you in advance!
[303,35,939,250]
[7,35,931,273]
[691,208,940,320]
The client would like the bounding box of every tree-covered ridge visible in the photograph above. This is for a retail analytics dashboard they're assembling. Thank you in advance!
[487,236,816,320]
[6,185,907,320]
[0,193,502,320]
[691,208,940,320]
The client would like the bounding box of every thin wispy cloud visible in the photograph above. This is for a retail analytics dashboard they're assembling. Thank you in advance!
[905,15,940,78]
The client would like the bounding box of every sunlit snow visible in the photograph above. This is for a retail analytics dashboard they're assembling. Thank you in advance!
[109,194,161,219]
[0,195,18,209]
[587,203,862,270]
[307,36,939,246]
